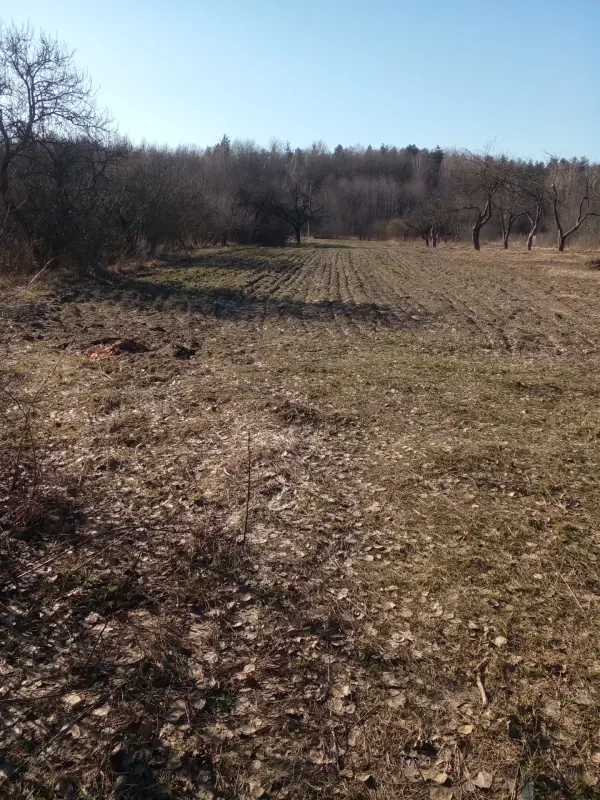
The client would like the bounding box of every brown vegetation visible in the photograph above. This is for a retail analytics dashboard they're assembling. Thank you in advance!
[2,241,600,799]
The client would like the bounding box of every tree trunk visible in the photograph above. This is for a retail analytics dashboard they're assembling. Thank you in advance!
[552,190,596,251]
[295,226,301,245]
[526,206,541,251]
[552,186,567,253]
[501,210,514,249]
[431,227,437,247]
[472,199,492,251]
[421,234,429,246]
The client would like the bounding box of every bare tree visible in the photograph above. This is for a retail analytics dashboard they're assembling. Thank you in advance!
[402,196,453,247]
[277,180,314,244]
[497,160,526,249]
[116,145,207,256]
[516,162,546,251]
[402,216,433,246]
[269,153,322,244]
[202,136,255,245]
[0,23,108,262]
[549,159,599,252]
[450,150,504,250]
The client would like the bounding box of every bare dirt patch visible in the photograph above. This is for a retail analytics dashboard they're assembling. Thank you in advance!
[2,242,600,799]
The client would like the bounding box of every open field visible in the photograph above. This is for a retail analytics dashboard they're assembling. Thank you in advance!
[2,241,600,799]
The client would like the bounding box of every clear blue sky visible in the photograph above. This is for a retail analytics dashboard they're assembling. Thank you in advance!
[1,0,598,160]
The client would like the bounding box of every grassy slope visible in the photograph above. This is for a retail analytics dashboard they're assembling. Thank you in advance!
[1,242,600,799]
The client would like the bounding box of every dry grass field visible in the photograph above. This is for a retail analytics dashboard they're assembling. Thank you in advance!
[2,241,600,799]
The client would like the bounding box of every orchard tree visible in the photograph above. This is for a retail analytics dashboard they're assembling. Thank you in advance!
[450,149,505,250]
[517,161,547,250]
[402,196,453,247]
[269,151,322,244]
[549,159,599,251]
[497,159,527,248]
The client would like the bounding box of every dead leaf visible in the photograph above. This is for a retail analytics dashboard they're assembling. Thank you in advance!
[308,750,335,765]
[237,718,264,737]
[92,703,111,718]
[235,663,256,680]
[574,692,592,707]
[347,727,361,747]
[457,724,474,735]
[337,588,349,600]
[430,788,453,800]
[189,692,206,711]
[248,781,266,799]
[423,768,449,784]
[404,764,421,782]
[382,672,403,688]
[330,696,345,715]
[387,692,406,709]
[584,771,599,788]
[204,723,234,742]
[165,699,187,723]
[493,636,507,648]
[544,699,561,719]
[474,771,493,789]
[61,693,83,709]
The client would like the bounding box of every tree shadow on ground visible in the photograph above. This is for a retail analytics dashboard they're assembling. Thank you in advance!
[63,272,434,331]
[0,497,227,798]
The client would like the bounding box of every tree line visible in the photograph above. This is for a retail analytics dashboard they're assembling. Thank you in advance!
[1,23,599,272]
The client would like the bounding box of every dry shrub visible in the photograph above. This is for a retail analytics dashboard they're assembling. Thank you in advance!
[0,367,41,534]
[0,361,73,542]
[0,237,37,275]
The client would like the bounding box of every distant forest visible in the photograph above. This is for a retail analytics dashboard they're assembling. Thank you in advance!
[1,23,599,271]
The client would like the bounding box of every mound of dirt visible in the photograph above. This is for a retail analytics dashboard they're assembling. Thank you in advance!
[83,338,149,360]
[113,338,149,353]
